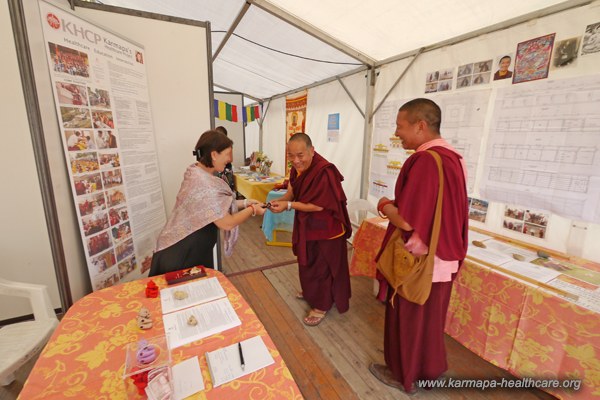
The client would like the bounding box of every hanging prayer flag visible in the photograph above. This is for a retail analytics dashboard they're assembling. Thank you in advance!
[213,99,219,119]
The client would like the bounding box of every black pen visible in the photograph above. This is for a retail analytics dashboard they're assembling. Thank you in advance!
[238,342,245,370]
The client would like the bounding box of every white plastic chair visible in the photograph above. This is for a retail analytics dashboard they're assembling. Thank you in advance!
[346,198,378,245]
[0,278,59,386]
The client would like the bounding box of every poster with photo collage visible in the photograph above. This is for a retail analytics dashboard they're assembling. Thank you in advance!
[40,1,166,291]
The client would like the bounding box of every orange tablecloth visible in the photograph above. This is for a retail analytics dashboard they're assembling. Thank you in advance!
[348,217,387,278]
[349,217,600,399]
[19,269,302,400]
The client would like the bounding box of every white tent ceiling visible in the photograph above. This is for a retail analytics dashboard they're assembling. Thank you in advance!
[88,0,580,100]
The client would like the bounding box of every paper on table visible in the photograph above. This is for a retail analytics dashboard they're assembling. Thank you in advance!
[483,239,539,262]
[467,245,514,266]
[160,277,227,314]
[172,356,204,400]
[468,230,494,243]
[501,260,562,283]
[163,297,241,350]
[206,336,275,388]
[547,277,600,313]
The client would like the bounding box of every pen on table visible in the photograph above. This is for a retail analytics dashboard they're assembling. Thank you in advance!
[238,342,245,370]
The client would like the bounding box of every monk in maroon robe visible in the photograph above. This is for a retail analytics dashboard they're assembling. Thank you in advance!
[270,133,352,326]
[371,99,469,394]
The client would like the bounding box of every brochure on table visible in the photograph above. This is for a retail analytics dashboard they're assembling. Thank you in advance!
[160,277,227,314]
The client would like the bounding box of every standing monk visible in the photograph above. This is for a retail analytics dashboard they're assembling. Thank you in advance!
[270,133,352,326]
[370,99,469,394]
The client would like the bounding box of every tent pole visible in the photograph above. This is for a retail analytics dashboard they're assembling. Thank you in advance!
[256,100,268,152]
[213,2,251,61]
[336,76,364,119]
[249,0,374,66]
[213,84,263,103]
[260,100,271,125]
[360,68,376,198]
[268,65,367,102]
[371,48,424,122]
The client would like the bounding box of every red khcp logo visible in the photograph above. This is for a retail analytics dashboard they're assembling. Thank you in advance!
[47,13,60,29]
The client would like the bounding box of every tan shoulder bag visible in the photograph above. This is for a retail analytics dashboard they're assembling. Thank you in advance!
[376,150,444,306]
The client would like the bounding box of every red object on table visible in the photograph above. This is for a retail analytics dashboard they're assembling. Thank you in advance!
[164,265,207,285]
[145,280,159,298]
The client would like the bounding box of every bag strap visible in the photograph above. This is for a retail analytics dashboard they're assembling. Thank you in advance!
[425,150,444,260]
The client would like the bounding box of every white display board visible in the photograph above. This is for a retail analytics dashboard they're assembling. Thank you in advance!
[11,0,213,304]
[480,74,600,223]
[39,1,166,290]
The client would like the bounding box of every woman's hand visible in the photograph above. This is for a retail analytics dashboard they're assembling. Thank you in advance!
[250,203,267,216]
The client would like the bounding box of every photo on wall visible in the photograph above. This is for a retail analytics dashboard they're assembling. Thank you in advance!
[48,42,90,78]
[425,68,454,93]
[503,205,548,239]
[456,60,492,89]
[492,54,514,81]
[513,33,556,84]
[581,21,600,56]
[468,197,489,222]
[552,37,581,69]
[55,82,88,106]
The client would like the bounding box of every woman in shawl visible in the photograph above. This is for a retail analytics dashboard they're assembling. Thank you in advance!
[149,130,265,276]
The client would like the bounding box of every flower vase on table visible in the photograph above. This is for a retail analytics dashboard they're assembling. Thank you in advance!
[259,162,271,176]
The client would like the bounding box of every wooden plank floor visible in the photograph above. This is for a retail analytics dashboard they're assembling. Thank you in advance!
[225,218,557,399]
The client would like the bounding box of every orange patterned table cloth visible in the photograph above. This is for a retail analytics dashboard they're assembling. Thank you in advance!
[349,217,600,399]
[19,269,303,400]
[348,217,387,278]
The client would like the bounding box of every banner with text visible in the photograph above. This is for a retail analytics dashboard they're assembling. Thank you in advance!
[40,1,166,290]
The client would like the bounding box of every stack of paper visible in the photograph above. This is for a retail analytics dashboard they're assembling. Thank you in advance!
[163,297,241,350]
[160,277,227,314]
[206,336,275,388]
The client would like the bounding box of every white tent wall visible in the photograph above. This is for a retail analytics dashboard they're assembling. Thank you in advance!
[0,1,60,320]
[371,2,600,262]
[302,72,368,201]
[260,70,367,201]
[214,92,245,167]
[261,97,287,175]
[244,119,260,158]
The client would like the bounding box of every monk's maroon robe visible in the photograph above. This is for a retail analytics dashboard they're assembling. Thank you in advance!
[377,146,468,390]
[290,152,352,312]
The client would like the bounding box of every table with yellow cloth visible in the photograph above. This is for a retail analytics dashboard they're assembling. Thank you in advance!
[234,172,284,203]
[19,269,303,400]
[349,217,600,400]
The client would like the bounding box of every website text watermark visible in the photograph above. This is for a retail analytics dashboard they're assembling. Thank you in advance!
[417,377,581,391]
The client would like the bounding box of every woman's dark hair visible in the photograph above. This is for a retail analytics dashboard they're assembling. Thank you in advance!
[194,130,233,167]
[215,126,228,136]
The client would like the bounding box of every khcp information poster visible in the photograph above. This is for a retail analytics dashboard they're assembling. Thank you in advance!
[39,1,166,290]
